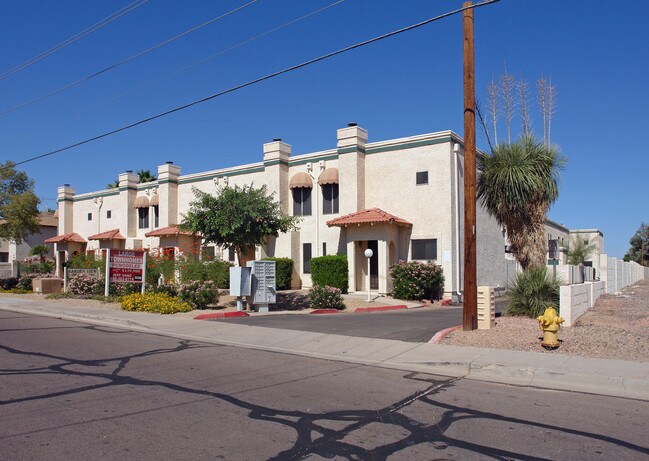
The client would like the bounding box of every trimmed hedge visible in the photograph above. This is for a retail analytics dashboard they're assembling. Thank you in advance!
[263,257,294,290]
[310,255,348,294]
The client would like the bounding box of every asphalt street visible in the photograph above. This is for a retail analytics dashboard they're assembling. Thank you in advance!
[2,311,649,460]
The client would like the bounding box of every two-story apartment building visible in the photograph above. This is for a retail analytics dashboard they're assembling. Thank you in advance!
[50,124,508,297]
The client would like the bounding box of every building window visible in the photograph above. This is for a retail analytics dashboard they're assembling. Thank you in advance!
[106,210,111,219]
[322,242,327,256]
[303,243,312,273]
[138,207,149,229]
[201,245,215,260]
[416,171,428,185]
[228,247,235,262]
[87,212,92,221]
[412,239,437,261]
[153,205,159,228]
[322,183,339,214]
[0,252,8,263]
[293,187,311,216]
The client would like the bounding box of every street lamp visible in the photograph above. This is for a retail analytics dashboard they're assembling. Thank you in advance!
[364,248,373,302]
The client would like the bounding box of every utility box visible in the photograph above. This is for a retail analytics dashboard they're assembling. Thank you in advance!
[247,260,277,312]
[477,286,496,330]
[33,278,63,294]
[229,267,252,297]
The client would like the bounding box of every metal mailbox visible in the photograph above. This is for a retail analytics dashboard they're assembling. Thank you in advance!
[247,260,277,312]
[229,266,252,297]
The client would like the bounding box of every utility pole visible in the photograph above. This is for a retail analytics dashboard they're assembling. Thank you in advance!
[462,1,477,331]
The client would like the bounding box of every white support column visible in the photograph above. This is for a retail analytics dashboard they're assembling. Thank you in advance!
[347,240,356,293]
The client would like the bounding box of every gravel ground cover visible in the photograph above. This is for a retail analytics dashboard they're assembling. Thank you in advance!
[443,280,649,362]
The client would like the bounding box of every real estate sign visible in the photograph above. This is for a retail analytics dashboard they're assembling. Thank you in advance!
[104,249,147,296]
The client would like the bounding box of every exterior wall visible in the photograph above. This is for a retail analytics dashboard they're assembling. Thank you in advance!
[54,126,512,295]
[559,281,605,327]
[10,226,58,262]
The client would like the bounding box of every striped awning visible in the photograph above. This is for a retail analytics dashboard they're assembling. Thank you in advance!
[134,195,150,208]
[289,172,313,189]
[318,168,339,185]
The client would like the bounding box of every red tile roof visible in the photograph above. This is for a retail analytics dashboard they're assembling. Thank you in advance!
[87,229,126,241]
[326,208,412,227]
[145,225,196,237]
[44,232,87,243]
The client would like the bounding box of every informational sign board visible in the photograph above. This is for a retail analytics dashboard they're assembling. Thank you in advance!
[104,249,147,296]
[548,239,559,261]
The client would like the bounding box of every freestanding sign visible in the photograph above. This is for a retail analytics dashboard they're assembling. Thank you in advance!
[104,249,147,296]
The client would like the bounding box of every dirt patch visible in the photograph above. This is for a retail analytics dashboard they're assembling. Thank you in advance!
[443,280,649,362]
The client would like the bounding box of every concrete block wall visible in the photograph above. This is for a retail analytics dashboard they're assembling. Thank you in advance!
[600,254,648,294]
[560,281,605,326]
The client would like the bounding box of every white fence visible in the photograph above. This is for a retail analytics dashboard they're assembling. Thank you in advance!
[600,254,649,293]
[559,281,606,326]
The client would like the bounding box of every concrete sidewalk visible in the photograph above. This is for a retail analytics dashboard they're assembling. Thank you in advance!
[1,296,647,402]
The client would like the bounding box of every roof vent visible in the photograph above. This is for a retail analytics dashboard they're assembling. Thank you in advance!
[126,170,133,173]
[166,161,173,164]
[273,138,282,142]
[347,122,357,127]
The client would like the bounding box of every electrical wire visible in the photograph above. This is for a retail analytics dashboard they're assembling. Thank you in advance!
[4,0,501,172]
[0,0,259,116]
[0,0,148,81]
[4,0,347,143]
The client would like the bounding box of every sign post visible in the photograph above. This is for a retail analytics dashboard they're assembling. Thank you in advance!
[105,249,147,296]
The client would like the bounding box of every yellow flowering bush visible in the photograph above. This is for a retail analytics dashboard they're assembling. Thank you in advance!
[120,292,193,314]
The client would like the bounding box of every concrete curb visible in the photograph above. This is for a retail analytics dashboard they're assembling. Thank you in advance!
[194,311,249,320]
[429,325,462,344]
[353,305,407,313]
[310,309,341,315]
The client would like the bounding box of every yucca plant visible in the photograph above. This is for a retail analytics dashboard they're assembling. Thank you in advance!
[505,267,560,318]
[477,135,565,270]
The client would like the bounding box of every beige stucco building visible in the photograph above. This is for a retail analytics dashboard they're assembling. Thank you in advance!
[52,124,508,297]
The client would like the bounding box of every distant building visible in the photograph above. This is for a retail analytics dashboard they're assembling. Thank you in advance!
[0,212,58,278]
[52,125,509,297]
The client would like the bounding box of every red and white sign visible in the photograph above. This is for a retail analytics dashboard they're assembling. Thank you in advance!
[108,250,145,283]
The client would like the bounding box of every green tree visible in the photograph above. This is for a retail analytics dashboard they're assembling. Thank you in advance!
[181,185,300,266]
[29,244,51,263]
[477,136,565,270]
[623,223,649,266]
[137,169,157,183]
[107,179,119,189]
[0,161,40,244]
[566,237,597,266]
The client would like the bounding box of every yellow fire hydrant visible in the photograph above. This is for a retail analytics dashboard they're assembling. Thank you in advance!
[537,307,564,349]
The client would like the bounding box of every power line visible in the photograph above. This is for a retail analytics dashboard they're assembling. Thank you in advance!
[0,0,148,81]
[5,0,501,172]
[0,0,259,116]
[5,0,347,143]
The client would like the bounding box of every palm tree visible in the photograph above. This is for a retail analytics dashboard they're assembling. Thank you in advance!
[566,237,597,266]
[29,244,51,263]
[107,179,119,189]
[477,135,565,270]
[137,169,157,183]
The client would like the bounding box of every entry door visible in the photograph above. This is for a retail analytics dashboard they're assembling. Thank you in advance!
[368,240,379,290]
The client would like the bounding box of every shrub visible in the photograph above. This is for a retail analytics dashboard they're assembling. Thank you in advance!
[389,261,445,301]
[308,285,346,310]
[145,252,176,285]
[178,258,232,288]
[17,273,40,291]
[0,277,19,290]
[108,282,140,297]
[310,255,348,294]
[120,292,193,314]
[68,253,106,273]
[68,272,102,295]
[505,267,560,318]
[178,280,220,309]
[21,261,54,275]
[263,257,293,290]
[152,283,178,297]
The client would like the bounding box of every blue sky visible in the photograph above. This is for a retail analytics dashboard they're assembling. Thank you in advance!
[1,0,646,258]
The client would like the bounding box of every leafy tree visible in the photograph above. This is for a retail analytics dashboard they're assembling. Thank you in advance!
[477,136,565,270]
[623,223,649,266]
[566,237,597,266]
[137,169,157,183]
[181,185,300,266]
[107,179,119,189]
[0,161,40,244]
[29,244,51,263]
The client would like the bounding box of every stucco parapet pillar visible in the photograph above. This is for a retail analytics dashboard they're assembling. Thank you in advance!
[119,171,139,238]
[263,139,291,214]
[57,184,75,235]
[157,162,181,229]
[337,123,367,215]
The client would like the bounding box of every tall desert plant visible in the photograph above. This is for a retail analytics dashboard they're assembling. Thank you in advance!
[505,267,560,318]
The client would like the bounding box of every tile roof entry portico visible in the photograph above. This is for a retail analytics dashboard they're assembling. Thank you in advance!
[326,208,412,227]
[87,229,126,241]
[44,232,87,243]
[144,225,195,237]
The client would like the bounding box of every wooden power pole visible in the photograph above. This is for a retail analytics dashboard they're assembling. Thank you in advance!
[463,1,477,331]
